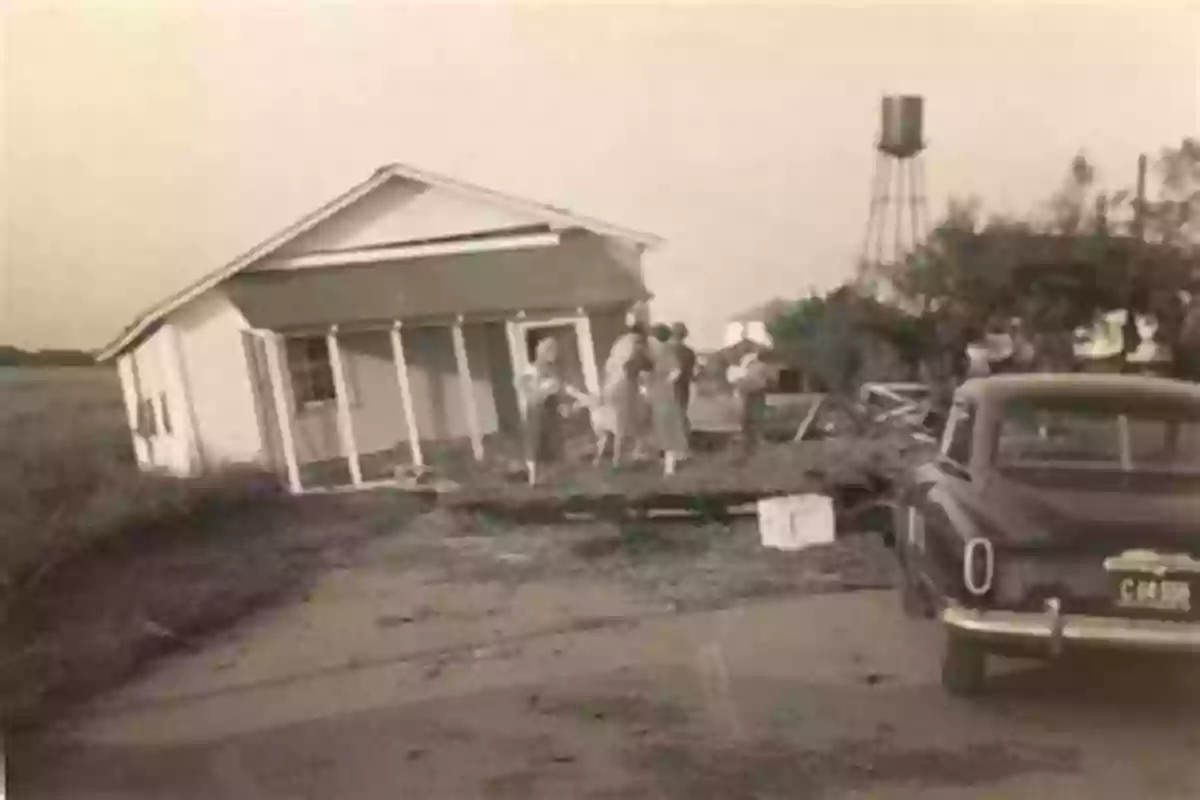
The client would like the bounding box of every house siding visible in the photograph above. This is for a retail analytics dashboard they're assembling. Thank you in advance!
[271,179,538,259]
[173,289,263,469]
[289,324,502,466]
[127,327,197,475]
[588,308,629,378]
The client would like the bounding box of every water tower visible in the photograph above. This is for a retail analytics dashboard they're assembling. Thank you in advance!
[860,95,930,285]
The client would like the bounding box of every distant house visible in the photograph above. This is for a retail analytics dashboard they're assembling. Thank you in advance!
[724,298,790,347]
[97,163,662,491]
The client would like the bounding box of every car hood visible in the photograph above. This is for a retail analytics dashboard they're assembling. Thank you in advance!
[962,468,1200,551]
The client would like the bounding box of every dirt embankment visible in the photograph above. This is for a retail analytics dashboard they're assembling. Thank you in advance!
[1,491,425,733]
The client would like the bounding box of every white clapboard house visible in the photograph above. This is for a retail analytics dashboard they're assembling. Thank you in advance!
[97,163,662,492]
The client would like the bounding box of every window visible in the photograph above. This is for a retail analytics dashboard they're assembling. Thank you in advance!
[996,399,1200,472]
[286,336,337,408]
[942,402,974,465]
[159,393,172,435]
[136,398,157,437]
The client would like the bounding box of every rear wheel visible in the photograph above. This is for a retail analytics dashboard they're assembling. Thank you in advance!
[941,634,986,696]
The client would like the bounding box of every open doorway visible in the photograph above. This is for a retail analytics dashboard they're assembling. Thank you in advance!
[524,324,585,391]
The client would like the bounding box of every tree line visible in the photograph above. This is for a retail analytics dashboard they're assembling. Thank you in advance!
[767,137,1200,394]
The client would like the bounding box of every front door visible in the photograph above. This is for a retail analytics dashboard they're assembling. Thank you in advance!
[512,316,600,398]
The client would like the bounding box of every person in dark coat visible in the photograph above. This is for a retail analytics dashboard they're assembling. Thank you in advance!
[667,322,697,439]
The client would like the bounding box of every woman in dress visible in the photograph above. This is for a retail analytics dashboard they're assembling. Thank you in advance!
[598,321,654,467]
[519,337,588,486]
[644,334,690,476]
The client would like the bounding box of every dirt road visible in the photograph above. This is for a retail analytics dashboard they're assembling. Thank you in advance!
[14,514,1200,799]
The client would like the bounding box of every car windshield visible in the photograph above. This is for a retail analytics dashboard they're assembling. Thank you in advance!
[995,396,1200,473]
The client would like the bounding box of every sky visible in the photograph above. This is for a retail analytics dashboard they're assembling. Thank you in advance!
[1,0,1197,351]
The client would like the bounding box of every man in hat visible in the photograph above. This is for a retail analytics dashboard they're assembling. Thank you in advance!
[667,322,697,439]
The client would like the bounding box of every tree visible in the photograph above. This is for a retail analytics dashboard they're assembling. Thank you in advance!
[769,286,923,394]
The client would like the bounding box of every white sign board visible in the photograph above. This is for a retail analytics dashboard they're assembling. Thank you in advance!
[757,494,836,551]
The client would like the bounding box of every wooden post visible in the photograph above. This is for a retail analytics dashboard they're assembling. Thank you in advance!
[262,332,302,494]
[327,325,363,486]
[451,317,485,461]
[389,321,424,468]
[575,308,601,396]
[505,318,529,423]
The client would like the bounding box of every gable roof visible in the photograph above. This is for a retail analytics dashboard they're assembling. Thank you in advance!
[96,162,664,362]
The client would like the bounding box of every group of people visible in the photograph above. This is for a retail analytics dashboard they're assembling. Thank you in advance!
[517,306,697,486]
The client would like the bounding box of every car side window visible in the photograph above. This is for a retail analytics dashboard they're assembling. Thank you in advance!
[942,402,975,466]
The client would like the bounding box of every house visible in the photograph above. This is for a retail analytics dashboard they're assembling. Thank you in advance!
[97,163,662,492]
[723,298,789,347]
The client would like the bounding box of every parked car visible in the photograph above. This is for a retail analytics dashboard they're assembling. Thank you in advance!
[894,373,1200,695]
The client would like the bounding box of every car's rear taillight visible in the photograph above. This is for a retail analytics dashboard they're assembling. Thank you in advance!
[963,537,994,597]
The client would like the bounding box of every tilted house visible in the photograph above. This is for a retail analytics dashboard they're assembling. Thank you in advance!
[97,163,662,492]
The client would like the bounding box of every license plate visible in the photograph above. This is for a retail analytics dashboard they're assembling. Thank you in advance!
[1114,577,1192,612]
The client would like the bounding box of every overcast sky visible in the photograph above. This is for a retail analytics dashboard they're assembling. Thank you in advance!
[2,0,1196,351]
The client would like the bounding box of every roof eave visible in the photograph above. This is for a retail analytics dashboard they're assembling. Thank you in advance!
[96,164,664,362]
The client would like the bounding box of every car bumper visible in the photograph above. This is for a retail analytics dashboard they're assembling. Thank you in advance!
[942,604,1200,655]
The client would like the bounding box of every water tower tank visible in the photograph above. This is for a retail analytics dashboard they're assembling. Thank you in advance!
[879,95,924,158]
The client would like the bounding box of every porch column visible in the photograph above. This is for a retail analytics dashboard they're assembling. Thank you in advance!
[327,325,363,486]
[505,317,529,423]
[575,307,602,396]
[116,354,152,467]
[388,321,424,468]
[262,332,302,494]
[451,316,485,461]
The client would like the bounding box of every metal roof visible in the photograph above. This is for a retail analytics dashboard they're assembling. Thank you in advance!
[223,236,649,331]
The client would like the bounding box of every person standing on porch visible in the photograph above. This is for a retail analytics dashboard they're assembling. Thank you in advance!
[646,334,690,476]
[599,307,654,467]
[667,322,697,440]
[519,337,587,487]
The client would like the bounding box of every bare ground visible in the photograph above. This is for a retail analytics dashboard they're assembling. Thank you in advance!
[12,508,1200,799]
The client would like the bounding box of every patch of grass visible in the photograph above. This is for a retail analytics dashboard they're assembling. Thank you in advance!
[0,367,425,730]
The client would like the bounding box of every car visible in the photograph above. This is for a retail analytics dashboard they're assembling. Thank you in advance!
[894,373,1200,695]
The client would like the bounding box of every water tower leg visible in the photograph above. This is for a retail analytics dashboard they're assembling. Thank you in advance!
[861,150,889,269]
[914,155,930,243]
[894,161,907,266]
[874,156,892,268]
[907,159,916,250]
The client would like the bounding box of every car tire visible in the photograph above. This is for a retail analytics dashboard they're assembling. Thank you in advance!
[941,634,986,696]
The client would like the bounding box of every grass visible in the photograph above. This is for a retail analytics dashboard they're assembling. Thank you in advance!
[0,366,423,731]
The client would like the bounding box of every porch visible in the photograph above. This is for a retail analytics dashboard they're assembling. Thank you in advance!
[243,308,622,494]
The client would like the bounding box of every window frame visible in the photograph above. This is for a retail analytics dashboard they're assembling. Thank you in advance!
[285,335,346,412]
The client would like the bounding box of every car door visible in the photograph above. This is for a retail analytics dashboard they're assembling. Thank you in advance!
[905,398,977,601]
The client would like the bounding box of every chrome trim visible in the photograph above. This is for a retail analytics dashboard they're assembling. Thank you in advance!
[943,605,1200,653]
[1103,550,1200,577]
[963,538,994,596]
[1045,597,1064,657]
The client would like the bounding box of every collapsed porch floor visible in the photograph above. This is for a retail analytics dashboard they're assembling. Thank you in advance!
[302,431,932,531]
